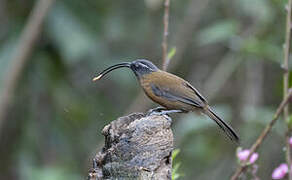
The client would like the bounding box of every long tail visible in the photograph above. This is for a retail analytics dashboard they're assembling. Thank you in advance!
[203,106,239,143]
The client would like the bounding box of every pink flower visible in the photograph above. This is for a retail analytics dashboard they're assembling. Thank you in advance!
[237,149,259,164]
[289,137,292,147]
[272,163,288,179]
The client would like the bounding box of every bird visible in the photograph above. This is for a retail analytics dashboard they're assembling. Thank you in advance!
[93,59,239,142]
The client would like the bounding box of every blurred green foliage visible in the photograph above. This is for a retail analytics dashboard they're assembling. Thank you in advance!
[0,0,290,179]
[172,149,183,180]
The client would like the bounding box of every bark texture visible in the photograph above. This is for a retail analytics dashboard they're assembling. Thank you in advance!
[88,113,173,180]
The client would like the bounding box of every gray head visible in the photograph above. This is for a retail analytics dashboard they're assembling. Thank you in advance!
[92,59,159,81]
[130,59,159,78]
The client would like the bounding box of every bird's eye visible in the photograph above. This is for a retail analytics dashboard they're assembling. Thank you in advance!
[139,63,148,68]
[135,64,139,67]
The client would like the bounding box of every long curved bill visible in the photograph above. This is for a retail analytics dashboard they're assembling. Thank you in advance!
[92,62,131,82]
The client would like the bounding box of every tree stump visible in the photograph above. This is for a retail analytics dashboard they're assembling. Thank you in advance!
[88,113,173,180]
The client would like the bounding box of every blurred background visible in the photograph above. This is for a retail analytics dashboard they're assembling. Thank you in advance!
[0,0,290,179]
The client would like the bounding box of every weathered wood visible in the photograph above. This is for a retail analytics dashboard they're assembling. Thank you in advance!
[88,113,173,180]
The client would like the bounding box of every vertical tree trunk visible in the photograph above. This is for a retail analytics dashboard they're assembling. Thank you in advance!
[88,113,173,180]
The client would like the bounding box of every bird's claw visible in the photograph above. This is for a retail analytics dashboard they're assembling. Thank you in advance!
[147,107,184,116]
[146,107,167,116]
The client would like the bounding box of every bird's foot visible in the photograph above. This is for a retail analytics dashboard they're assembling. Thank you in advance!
[147,108,184,116]
[147,108,184,124]
[162,114,172,123]
[146,107,184,123]
[146,107,167,116]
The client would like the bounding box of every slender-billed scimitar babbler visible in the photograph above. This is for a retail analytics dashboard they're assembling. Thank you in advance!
[93,59,239,142]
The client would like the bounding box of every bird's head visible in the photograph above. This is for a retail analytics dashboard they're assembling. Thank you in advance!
[130,59,158,77]
[92,59,158,81]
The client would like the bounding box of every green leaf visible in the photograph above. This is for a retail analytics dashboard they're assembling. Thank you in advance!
[172,149,182,180]
[287,115,292,129]
[196,20,239,46]
[172,148,180,161]
[172,162,182,180]
[47,2,99,64]
[236,0,273,23]
[167,47,176,61]
[173,162,181,173]
[240,38,282,62]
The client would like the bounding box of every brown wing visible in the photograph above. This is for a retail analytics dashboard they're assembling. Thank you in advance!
[141,71,207,110]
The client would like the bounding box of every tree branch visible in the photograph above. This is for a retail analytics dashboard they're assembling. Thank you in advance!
[162,0,170,71]
[230,89,292,180]
[88,113,173,180]
[0,0,55,134]
[284,0,292,178]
